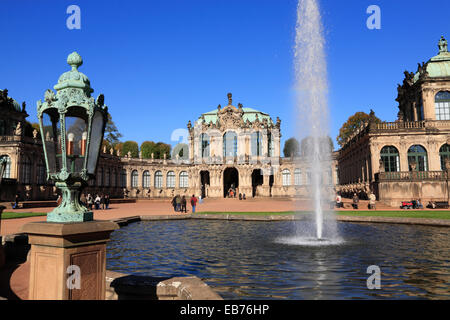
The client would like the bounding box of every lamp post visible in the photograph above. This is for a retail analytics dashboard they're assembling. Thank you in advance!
[20,52,118,300]
[36,52,107,222]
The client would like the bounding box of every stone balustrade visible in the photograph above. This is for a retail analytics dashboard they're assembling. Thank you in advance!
[379,170,447,181]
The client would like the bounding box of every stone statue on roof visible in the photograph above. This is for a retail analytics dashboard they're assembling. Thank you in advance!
[439,36,448,53]
[227,93,232,106]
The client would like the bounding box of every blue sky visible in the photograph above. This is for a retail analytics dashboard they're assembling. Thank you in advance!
[1,0,449,151]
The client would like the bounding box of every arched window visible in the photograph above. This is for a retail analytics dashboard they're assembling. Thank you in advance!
[200,133,210,158]
[37,159,46,185]
[223,131,238,157]
[435,91,450,120]
[380,146,400,172]
[439,144,450,170]
[105,168,110,187]
[282,169,291,186]
[305,169,312,185]
[97,167,103,186]
[408,145,428,171]
[179,171,189,188]
[294,168,302,186]
[21,156,32,184]
[154,171,163,188]
[121,169,127,187]
[1,155,11,179]
[131,170,138,188]
[143,170,150,188]
[167,171,175,188]
[251,131,262,156]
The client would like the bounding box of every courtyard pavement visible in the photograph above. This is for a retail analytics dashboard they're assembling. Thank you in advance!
[0,197,393,236]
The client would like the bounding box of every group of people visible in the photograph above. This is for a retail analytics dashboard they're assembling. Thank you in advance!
[81,193,110,210]
[171,194,199,213]
[335,191,377,210]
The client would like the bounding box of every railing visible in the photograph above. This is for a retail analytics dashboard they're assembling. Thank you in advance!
[379,170,447,181]
[0,135,40,144]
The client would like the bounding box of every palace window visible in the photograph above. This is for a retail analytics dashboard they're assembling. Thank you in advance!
[105,168,110,187]
[131,170,138,188]
[408,145,428,171]
[154,171,163,188]
[380,146,400,172]
[21,156,32,184]
[294,168,302,186]
[143,170,150,188]
[97,167,103,186]
[251,131,262,156]
[121,169,127,187]
[179,171,189,188]
[167,171,175,188]
[111,169,116,187]
[435,91,450,120]
[305,170,312,185]
[37,160,46,185]
[268,132,275,157]
[439,144,450,170]
[282,169,291,186]
[223,131,238,157]
[1,155,11,178]
[200,133,210,158]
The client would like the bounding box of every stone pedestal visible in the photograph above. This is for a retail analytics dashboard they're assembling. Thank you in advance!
[0,205,5,268]
[20,220,118,300]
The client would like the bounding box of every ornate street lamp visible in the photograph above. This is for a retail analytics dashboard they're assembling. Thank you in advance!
[37,52,108,222]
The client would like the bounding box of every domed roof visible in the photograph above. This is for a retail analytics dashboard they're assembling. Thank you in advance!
[54,52,93,95]
[199,107,272,125]
[414,36,450,82]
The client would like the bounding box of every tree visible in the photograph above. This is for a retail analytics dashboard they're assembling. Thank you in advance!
[122,141,139,158]
[104,114,122,147]
[337,110,381,147]
[155,142,171,159]
[140,141,157,159]
[283,137,300,157]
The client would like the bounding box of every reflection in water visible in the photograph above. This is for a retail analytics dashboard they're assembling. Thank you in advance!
[106,220,450,300]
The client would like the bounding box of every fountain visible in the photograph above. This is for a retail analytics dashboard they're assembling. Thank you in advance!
[279,0,341,245]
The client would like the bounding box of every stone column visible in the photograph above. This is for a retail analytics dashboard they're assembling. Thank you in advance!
[422,89,436,121]
[21,220,118,300]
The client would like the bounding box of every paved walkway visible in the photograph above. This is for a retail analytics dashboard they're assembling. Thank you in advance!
[0,197,416,236]
[1,198,297,236]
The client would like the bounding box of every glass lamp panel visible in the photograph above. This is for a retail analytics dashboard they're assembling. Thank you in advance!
[87,111,105,174]
[65,115,88,173]
[41,111,60,174]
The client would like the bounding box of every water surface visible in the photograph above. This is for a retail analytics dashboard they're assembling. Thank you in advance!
[107,220,450,299]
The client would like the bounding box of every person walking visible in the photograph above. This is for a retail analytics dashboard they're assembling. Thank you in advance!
[87,194,93,210]
[181,195,187,213]
[171,195,177,212]
[190,194,198,213]
[101,194,105,210]
[352,193,359,209]
[336,193,342,208]
[175,195,181,212]
[13,193,20,209]
[104,194,110,210]
[94,194,101,210]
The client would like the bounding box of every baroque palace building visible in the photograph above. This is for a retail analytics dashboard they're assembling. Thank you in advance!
[0,53,337,202]
[337,36,450,206]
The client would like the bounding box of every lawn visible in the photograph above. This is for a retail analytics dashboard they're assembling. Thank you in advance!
[197,210,450,220]
[1,212,47,219]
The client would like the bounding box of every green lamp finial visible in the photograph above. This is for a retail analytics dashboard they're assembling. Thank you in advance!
[67,51,83,70]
